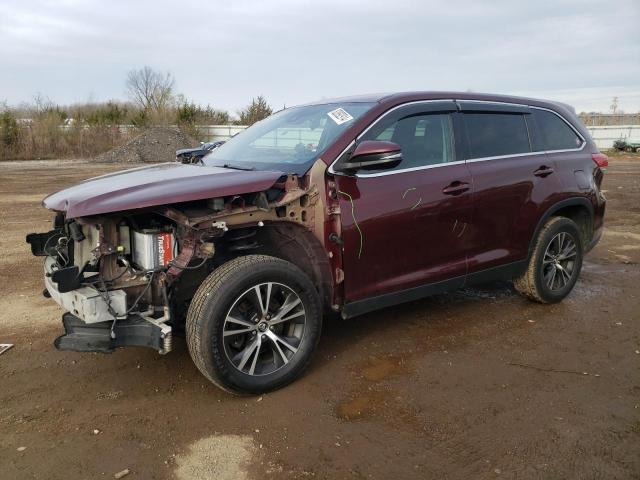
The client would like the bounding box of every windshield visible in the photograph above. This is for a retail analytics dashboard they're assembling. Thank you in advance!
[202,102,375,174]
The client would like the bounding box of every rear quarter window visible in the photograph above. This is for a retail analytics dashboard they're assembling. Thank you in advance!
[463,113,531,159]
[532,109,584,151]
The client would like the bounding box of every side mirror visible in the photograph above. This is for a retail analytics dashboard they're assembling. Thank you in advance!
[336,140,402,173]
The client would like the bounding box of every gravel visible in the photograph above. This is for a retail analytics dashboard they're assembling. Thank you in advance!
[94,127,197,164]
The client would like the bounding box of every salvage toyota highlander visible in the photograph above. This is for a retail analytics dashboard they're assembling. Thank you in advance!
[27,92,607,394]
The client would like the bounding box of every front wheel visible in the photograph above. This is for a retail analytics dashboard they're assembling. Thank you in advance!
[186,255,322,394]
[514,216,584,303]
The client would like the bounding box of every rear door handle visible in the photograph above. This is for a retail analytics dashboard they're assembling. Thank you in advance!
[442,181,470,195]
[534,165,554,177]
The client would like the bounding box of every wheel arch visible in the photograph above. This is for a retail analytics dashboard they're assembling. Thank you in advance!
[225,222,334,311]
[528,197,594,257]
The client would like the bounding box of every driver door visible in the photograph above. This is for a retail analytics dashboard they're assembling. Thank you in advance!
[333,102,472,308]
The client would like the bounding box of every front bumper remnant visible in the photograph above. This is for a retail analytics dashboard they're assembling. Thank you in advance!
[54,312,172,354]
[44,257,128,324]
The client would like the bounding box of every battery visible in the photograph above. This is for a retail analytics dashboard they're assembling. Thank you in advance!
[132,229,175,270]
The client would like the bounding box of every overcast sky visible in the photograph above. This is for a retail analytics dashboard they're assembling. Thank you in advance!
[1,0,639,113]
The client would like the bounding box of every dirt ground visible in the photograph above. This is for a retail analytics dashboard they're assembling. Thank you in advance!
[1,158,639,480]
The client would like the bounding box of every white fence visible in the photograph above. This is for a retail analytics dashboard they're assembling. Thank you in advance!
[195,126,325,146]
[197,124,640,151]
[56,122,640,150]
[195,124,247,141]
[54,123,249,140]
[586,125,640,149]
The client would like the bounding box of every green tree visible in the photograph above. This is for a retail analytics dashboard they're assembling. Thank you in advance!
[176,101,199,125]
[85,101,128,126]
[203,105,230,125]
[237,95,273,125]
[0,108,20,147]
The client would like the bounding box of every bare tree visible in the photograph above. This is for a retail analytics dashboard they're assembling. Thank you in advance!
[126,66,175,112]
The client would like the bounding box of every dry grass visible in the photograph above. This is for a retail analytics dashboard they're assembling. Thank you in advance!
[1,116,137,160]
[0,99,232,161]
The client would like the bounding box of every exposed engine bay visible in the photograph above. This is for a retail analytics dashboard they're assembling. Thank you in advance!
[26,166,337,355]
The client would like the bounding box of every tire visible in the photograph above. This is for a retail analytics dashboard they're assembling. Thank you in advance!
[514,216,583,303]
[186,254,322,394]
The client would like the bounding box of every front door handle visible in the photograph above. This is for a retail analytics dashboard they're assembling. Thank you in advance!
[442,181,470,195]
[534,165,554,177]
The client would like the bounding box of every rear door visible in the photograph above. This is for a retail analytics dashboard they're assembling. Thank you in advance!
[530,107,590,192]
[459,102,563,274]
[333,101,472,302]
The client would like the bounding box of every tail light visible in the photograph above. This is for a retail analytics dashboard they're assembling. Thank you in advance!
[592,153,609,169]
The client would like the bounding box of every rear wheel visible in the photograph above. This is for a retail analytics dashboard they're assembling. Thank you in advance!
[514,216,583,303]
[186,255,322,394]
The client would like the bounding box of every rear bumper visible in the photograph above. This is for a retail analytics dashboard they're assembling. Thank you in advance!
[587,195,605,254]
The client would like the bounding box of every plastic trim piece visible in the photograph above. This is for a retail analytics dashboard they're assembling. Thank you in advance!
[54,312,172,354]
[527,197,595,258]
[341,260,527,319]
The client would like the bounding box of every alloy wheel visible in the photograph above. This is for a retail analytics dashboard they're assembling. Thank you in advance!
[542,232,578,291]
[222,282,306,376]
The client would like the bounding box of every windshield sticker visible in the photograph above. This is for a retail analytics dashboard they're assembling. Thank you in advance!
[327,108,354,125]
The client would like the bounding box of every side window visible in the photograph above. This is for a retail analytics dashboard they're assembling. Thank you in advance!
[362,113,454,170]
[533,109,583,151]
[463,113,531,159]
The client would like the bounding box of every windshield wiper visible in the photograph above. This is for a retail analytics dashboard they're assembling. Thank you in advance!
[222,163,254,171]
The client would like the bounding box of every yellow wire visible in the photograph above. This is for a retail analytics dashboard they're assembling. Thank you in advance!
[338,190,363,259]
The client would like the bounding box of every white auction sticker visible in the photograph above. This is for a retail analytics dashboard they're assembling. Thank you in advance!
[327,108,354,125]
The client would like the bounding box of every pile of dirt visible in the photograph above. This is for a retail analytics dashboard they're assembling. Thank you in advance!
[94,127,198,163]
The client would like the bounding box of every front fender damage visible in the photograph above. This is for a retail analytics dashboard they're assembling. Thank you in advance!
[30,161,340,355]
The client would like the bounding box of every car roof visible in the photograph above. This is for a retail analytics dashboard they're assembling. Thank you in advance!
[303,91,574,112]
[301,93,392,105]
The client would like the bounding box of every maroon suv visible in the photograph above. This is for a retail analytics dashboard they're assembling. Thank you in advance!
[27,92,607,394]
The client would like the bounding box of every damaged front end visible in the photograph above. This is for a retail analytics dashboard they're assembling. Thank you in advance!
[27,213,175,354]
[26,164,335,356]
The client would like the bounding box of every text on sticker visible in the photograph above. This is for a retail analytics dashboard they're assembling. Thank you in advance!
[327,108,354,125]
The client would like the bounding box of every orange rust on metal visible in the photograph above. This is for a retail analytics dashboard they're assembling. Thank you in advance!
[167,231,197,277]
[305,160,329,244]
[97,220,119,279]
[150,160,344,304]
[165,162,331,243]
[159,207,191,226]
